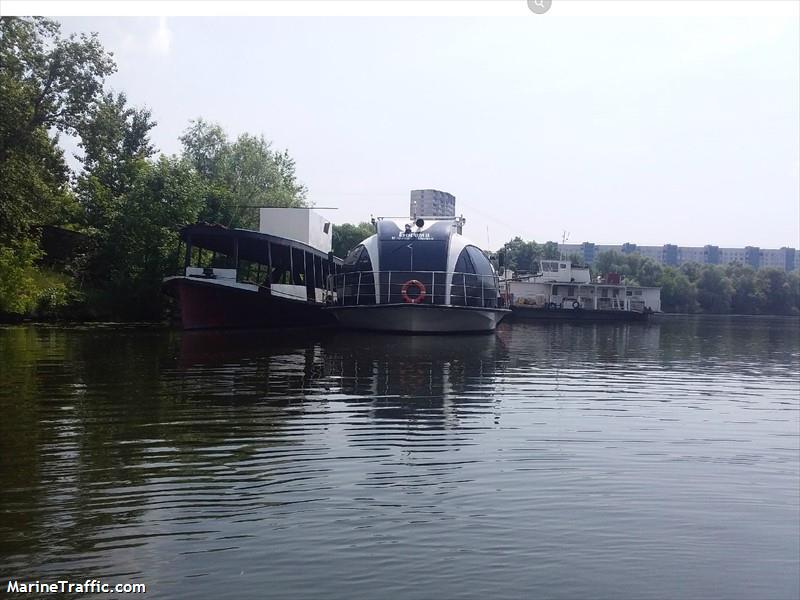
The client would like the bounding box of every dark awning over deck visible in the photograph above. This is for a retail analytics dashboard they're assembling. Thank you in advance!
[180,223,343,265]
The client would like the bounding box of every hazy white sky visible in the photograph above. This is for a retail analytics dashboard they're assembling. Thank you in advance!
[58,14,799,249]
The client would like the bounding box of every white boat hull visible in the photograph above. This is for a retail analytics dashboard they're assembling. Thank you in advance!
[326,304,510,333]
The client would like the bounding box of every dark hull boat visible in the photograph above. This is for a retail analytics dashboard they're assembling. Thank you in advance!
[510,304,651,322]
[163,210,342,331]
[164,276,335,330]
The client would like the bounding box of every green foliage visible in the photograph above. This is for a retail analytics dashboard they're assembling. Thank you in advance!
[332,222,374,257]
[659,267,698,313]
[180,119,307,229]
[0,17,115,140]
[696,266,734,313]
[0,17,114,242]
[76,92,157,233]
[77,92,156,201]
[0,128,74,242]
[87,156,204,319]
[499,237,541,272]
[589,250,800,315]
[726,264,762,315]
[0,237,77,317]
[0,238,41,314]
[567,253,584,266]
[756,269,796,316]
[542,241,559,260]
[594,250,650,284]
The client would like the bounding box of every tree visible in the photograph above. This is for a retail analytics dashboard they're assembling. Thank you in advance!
[76,91,157,231]
[332,222,374,257]
[89,156,203,318]
[567,252,584,266]
[679,262,703,283]
[636,258,663,287]
[726,264,762,314]
[594,250,622,277]
[0,16,114,242]
[542,241,559,260]
[659,267,697,313]
[756,269,794,315]
[180,119,307,229]
[696,266,733,313]
[499,237,541,273]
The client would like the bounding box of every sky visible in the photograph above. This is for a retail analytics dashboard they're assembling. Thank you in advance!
[57,12,800,249]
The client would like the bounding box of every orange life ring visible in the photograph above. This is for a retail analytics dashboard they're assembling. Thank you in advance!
[400,279,426,304]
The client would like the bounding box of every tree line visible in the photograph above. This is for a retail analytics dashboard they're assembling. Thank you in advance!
[498,238,800,316]
[0,17,307,320]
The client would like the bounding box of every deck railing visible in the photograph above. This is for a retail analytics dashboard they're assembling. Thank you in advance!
[327,271,500,309]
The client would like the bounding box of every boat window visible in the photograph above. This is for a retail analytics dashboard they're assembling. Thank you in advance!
[291,247,305,285]
[377,220,449,272]
[342,245,373,272]
[379,239,448,272]
[466,246,494,278]
[340,245,375,304]
[455,248,476,274]
[542,261,558,272]
[269,243,292,284]
[451,246,497,307]
[314,255,323,289]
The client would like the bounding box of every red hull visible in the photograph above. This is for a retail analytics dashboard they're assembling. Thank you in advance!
[165,278,335,330]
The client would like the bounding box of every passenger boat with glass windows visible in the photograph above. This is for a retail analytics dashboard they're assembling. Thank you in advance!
[163,208,342,330]
[325,216,510,333]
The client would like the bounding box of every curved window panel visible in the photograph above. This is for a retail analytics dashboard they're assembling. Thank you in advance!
[340,245,375,304]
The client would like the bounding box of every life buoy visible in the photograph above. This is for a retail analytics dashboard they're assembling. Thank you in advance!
[401,279,426,304]
[572,300,580,309]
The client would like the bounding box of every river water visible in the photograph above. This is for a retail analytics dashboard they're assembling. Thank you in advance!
[1,317,798,599]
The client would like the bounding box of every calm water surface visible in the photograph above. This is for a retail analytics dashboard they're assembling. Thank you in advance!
[1,317,798,599]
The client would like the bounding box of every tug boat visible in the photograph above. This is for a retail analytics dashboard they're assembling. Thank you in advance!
[325,216,510,333]
[163,208,342,330]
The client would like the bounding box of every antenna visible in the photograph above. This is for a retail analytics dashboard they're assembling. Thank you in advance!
[560,230,570,261]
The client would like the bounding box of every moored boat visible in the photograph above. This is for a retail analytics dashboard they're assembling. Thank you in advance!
[325,216,510,333]
[502,260,661,322]
[163,209,342,330]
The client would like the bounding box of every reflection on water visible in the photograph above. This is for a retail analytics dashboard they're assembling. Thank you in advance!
[1,317,798,600]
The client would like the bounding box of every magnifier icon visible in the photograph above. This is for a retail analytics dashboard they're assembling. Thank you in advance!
[527,0,551,13]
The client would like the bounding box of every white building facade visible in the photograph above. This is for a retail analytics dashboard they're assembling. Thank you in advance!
[410,189,456,218]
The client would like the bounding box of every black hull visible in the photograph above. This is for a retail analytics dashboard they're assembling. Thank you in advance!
[510,305,650,322]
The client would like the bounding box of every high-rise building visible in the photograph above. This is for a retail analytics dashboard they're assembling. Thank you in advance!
[410,189,456,218]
